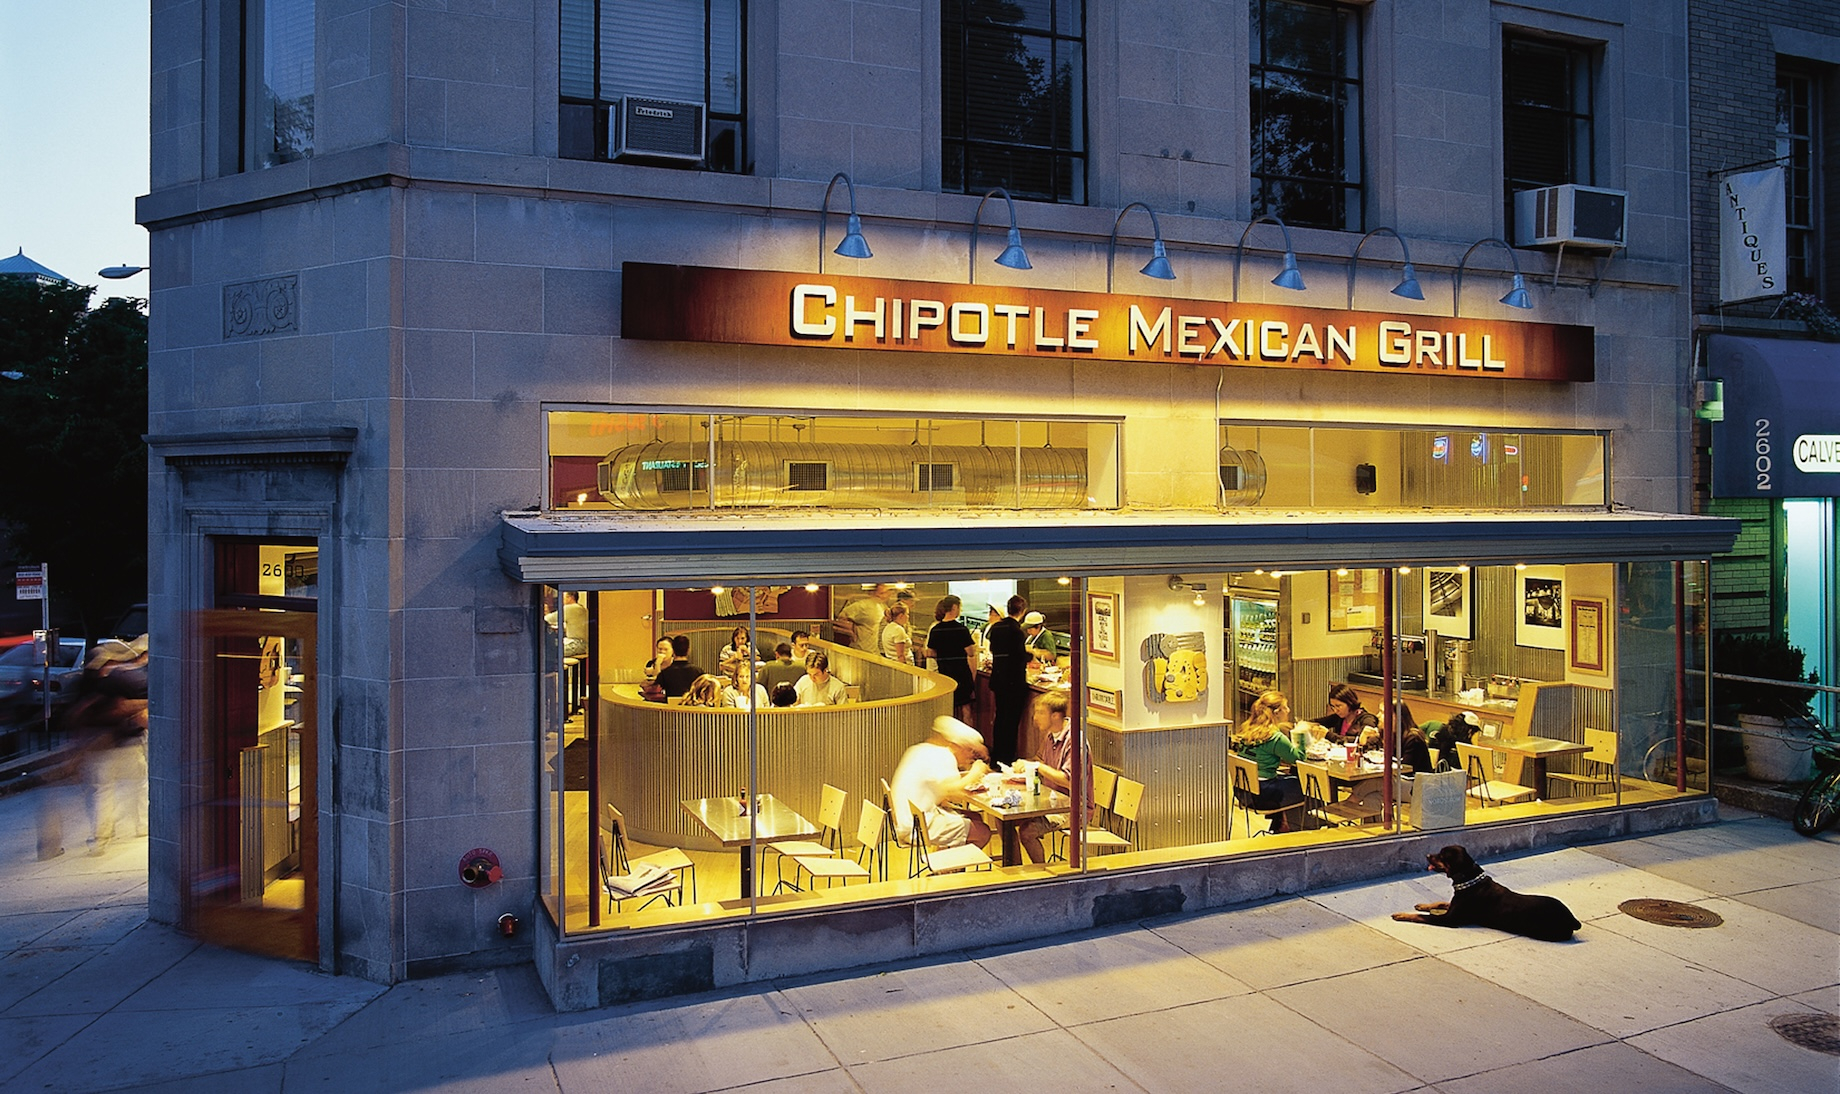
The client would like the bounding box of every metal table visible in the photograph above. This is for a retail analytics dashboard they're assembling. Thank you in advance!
[680,794,819,899]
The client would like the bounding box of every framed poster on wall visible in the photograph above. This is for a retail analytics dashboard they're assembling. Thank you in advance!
[1568,597,1607,674]
[1516,567,1566,650]
[1086,685,1120,717]
[1329,568,1382,630]
[1086,591,1118,661]
[1422,566,1472,640]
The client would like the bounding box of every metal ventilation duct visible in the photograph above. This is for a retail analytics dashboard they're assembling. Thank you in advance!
[597,441,1089,510]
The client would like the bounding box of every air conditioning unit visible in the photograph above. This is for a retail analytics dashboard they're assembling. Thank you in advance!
[1513,184,1627,249]
[610,97,705,162]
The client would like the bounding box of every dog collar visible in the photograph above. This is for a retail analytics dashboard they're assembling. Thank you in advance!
[1451,873,1490,892]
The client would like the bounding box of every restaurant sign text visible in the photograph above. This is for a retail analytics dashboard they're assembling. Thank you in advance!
[620,263,1594,382]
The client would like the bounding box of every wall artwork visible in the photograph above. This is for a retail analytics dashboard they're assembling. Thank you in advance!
[1328,568,1383,630]
[1422,566,1472,640]
[1086,591,1118,661]
[1568,596,1608,674]
[1141,632,1208,704]
[1086,685,1120,718]
[1515,567,1566,650]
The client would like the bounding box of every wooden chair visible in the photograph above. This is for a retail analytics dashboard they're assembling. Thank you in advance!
[769,783,846,893]
[786,799,877,891]
[600,803,695,909]
[1082,766,1132,854]
[1546,727,1618,798]
[1227,752,1304,836]
[1456,742,1537,806]
[905,799,992,876]
[1296,760,1380,827]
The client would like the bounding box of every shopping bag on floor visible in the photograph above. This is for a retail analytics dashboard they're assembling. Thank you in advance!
[1409,768,1467,830]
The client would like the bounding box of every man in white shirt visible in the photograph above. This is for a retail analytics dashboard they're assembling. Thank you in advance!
[835,583,892,653]
[794,649,849,706]
[890,717,992,850]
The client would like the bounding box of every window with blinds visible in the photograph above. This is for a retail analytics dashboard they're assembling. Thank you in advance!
[941,0,1086,204]
[559,0,745,170]
[1503,34,1596,223]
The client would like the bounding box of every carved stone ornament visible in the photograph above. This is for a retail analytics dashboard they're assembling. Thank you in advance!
[223,275,300,340]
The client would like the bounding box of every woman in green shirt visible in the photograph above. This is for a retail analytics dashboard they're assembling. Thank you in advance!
[1231,690,1308,832]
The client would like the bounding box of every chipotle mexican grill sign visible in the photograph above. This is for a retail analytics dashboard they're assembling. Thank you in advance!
[620,263,1594,382]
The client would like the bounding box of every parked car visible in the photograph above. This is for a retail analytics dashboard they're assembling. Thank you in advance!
[0,637,89,718]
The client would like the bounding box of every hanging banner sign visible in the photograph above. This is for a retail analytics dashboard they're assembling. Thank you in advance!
[621,263,1595,382]
[1719,167,1786,305]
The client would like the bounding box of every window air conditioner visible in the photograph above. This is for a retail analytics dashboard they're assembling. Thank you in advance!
[1513,184,1627,249]
[610,97,706,163]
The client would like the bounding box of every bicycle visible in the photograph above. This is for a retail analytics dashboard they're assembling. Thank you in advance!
[1791,723,1840,837]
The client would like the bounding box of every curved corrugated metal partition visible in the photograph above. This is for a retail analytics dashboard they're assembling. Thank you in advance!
[597,440,1088,510]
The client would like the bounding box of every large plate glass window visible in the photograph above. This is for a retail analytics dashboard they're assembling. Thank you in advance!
[218,0,315,173]
[1250,0,1364,231]
[942,0,1086,204]
[546,409,1122,512]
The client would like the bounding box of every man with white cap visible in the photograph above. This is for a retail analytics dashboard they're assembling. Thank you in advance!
[890,716,992,851]
[1022,610,1058,663]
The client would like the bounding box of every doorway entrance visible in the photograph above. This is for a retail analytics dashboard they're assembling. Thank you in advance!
[185,540,319,962]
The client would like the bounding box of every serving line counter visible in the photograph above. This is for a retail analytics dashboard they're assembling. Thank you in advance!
[597,638,953,849]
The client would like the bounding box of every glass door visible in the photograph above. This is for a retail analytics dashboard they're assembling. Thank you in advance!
[188,608,317,962]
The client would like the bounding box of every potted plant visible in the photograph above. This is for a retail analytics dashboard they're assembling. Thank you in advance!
[1713,632,1820,782]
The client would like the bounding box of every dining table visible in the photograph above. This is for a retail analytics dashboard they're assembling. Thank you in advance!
[680,794,819,899]
[1475,736,1592,798]
[966,779,1067,866]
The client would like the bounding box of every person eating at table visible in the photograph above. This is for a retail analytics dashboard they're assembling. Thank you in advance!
[795,649,848,706]
[758,642,807,693]
[717,626,755,676]
[1231,690,1308,833]
[681,674,729,708]
[1315,682,1380,748]
[1015,691,1096,863]
[642,637,674,682]
[890,716,992,853]
[655,634,705,699]
[725,661,771,709]
[1390,699,1436,775]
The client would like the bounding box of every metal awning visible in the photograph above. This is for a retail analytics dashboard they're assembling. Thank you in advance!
[499,508,1739,588]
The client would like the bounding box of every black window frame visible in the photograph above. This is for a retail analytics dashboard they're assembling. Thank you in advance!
[1775,67,1820,295]
[558,0,748,172]
[941,0,1088,205]
[1503,32,1596,221]
[1249,0,1366,233]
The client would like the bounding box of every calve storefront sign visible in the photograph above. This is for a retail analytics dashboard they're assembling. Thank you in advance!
[621,263,1594,382]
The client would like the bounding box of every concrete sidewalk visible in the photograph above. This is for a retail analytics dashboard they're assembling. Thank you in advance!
[1,783,1834,1094]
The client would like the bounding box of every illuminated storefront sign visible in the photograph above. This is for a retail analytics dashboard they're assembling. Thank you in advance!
[621,263,1595,382]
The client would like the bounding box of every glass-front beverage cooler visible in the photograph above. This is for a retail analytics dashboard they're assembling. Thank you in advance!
[1226,580,1288,723]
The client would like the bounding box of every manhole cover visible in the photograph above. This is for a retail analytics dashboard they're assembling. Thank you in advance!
[1769,1013,1840,1056]
[1617,898,1724,928]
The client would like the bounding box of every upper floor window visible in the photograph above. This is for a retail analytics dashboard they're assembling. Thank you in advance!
[1249,0,1364,232]
[941,0,1086,204]
[221,0,314,172]
[559,0,745,172]
[1503,33,1595,216]
[1776,68,1820,294]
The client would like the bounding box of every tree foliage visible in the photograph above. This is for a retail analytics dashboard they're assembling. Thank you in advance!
[0,278,147,638]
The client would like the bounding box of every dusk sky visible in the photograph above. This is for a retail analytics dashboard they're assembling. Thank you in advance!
[1,2,150,300]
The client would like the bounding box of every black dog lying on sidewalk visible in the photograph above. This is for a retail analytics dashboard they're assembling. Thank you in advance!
[1391,845,1581,941]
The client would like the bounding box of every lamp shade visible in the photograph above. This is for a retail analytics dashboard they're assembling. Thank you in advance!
[834,214,872,259]
[1140,238,1175,280]
[1271,252,1306,291]
[995,225,1032,270]
[1500,273,1532,309]
[1391,261,1425,300]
